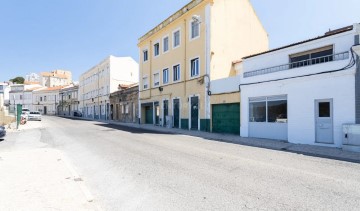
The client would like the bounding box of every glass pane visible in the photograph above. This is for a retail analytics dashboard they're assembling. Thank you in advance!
[319,102,330,117]
[268,100,287,123]
[249,101,266,122]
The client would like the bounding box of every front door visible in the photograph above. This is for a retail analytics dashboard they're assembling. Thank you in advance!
[44,106,47,115]
[145,106,153,124]
[154,102,160,125]
[190,96,199,130]
[163,100,168,127]
[173,99,180,128]
[315,99,333,144]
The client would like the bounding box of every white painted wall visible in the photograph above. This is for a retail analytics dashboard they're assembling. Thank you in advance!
[110,56,139,93]
[211,75,240,94]
[241,70,356,147]
[239,24,359,147]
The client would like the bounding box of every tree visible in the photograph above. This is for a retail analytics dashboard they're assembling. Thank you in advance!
[10,76,25,84]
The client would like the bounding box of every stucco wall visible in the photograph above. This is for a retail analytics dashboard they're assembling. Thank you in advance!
[210,0,268,80]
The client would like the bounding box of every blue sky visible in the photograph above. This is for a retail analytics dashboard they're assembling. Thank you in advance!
[0,0,359,82]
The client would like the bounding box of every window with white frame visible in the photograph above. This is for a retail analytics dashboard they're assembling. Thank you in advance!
[154,43,160,56]
[173,65,180,81]
[191,58,199,77]
[163,36,169,52]
[163,68,169,84]
[143,77,149,89]
[125,104,129,114]
[249,96,287,123]
[191,21,200,39]
[153,73,160,87]
[143,50,148,62]
[173,30,180,47]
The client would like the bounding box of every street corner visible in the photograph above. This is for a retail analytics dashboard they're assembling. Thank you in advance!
[0,148,100,211]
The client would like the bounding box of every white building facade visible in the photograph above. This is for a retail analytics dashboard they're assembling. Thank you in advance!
[33,87,62,115]
[239,24,360,148]
[79,56,139,120]
[0,82,10,107]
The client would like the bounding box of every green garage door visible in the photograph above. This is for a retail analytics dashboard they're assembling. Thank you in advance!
[212,103,240,135]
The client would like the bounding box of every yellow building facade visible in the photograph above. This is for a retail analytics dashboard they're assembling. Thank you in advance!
[138,0,268,131]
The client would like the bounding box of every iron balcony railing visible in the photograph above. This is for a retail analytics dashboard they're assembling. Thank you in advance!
[243,51,350,78]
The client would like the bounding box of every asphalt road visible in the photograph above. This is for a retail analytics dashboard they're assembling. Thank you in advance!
[7,116,360,210]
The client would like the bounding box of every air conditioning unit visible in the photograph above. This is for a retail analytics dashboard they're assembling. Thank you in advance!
[342,124,360,152]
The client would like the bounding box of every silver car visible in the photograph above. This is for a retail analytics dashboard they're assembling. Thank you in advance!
[28,111,42,121]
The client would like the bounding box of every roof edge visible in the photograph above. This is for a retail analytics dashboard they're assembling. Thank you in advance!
[243,25,354,60]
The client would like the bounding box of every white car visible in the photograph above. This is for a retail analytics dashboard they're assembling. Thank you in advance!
[28,111,42,121]
[22,108,30,115]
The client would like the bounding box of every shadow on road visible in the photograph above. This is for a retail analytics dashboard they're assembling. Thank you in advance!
[94,123,174,135]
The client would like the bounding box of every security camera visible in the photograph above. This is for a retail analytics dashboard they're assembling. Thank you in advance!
[192,15,201,23]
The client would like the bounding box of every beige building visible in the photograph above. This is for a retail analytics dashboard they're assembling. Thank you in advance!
[138,0,268,131]
[40,70,72,87]
[79,56,138,120]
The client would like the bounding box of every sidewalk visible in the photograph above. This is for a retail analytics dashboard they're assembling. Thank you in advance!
[0,122,100,211]
[65,116,360,163]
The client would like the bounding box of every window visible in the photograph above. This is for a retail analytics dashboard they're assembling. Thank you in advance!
[163,68,169,84]
[163,37,169,52]
[40,97,42,102]
[249,96,287,123]
[125,104,129,114]
[143,50,148,62]
[173,65,180,81]
[191,58,199,77]
[173,30,180,47]
[153,73,160,87]
[122,104,125,114]
[290,45,333,68]
[191,21,200,39]
[249,101,266,122]
[44,96,47,102]
[319,102,330,117]
[154,43,160,56]
[143,77,149,89]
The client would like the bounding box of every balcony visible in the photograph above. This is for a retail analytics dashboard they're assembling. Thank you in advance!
[244,51,349,78]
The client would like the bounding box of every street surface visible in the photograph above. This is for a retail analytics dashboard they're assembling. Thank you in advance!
[1,116,360,210]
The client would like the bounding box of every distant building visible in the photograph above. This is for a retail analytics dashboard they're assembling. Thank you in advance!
[58,84,80,116]
[32,86,63,115]
[0,82,10,107]
[40,70,72,87]
[109,84,139,123]
[8,84,25,113]
[79,56,138,120]
[8,84,43,112]
[25,73,40,83]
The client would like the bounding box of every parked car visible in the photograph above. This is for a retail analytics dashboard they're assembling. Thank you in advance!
[0,126,6,139]
[28,111,42,121]
[73,111,82,117]
[22,108,30,115]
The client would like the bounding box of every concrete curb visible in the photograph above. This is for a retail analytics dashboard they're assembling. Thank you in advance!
[61,153,104,211]
[58,116,360,164]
